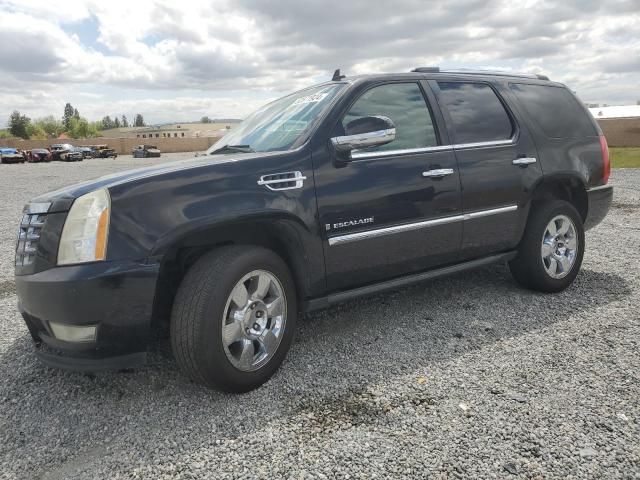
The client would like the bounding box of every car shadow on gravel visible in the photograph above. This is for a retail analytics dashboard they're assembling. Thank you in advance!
[0,265,632,476]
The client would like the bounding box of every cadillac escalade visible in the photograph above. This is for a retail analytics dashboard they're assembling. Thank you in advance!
[15,68,613,392]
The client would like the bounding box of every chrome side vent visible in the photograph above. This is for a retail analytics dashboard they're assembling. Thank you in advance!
[257,171,307,191]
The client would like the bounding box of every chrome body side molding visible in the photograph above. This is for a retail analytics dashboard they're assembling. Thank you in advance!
[453,138,515,150]
[351,144,452,160]
[328,205,518,246]
[349,138,515,161]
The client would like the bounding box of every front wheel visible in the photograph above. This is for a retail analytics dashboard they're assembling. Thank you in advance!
[509,200,585,292]
[171,246,297,392]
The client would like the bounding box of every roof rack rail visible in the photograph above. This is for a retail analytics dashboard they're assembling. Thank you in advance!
[410,67,549,81]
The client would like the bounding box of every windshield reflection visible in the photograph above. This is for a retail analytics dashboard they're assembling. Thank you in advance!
[208,83,344,154]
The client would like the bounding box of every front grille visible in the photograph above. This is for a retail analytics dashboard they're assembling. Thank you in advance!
[16,213,47,267]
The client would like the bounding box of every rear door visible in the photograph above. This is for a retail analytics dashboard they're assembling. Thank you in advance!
[430,79,542,259]
[313,81,463,292]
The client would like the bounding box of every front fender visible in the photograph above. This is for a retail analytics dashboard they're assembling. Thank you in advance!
[105,148,325,297]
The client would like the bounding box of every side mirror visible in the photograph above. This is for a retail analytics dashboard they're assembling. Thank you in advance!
[330,115,396,155]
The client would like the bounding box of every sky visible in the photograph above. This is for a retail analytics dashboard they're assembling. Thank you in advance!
[0,0,638,126]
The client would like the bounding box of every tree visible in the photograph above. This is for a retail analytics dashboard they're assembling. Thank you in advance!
[26,123,47,139]
[34,116,64,137]
[63,103,75,130]
[73,108,80,119]
[121,115,129,128]
[134,113,145,127]
[68,117,101,139]
[114,116,121,128]
[8,110,31,139]
[102,116,113,130]
[200,116,211,123]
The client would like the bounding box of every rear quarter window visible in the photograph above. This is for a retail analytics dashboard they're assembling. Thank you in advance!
[436,81,514,144]
[509,83,597,138]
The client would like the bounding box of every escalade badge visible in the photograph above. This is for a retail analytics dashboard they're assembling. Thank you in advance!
[326,217,374,230]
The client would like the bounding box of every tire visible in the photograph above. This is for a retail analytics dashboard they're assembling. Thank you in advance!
[509,200,585,292]
[170,246,297,392]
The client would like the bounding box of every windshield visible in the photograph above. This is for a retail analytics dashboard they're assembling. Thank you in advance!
[207,83,344,154]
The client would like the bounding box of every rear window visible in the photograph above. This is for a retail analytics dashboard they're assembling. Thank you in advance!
[509,83,597,138]
[437,82,513,144]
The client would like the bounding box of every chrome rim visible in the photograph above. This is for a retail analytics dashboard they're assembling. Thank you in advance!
[221,270,286,372]
[541,214,578,279]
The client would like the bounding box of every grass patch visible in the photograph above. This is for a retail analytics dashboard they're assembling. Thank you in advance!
[610,147,640,168]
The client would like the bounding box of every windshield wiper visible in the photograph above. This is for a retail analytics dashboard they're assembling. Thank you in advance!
[210,144,254,155]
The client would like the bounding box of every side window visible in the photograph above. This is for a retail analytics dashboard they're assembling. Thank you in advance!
[510,83,597,138]
[437,82,513,144]
[342,83,438,152]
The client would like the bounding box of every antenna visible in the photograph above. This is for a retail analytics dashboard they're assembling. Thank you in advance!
[332,69,346,81]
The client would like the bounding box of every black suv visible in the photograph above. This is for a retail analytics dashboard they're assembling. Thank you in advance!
[15,68,613,392]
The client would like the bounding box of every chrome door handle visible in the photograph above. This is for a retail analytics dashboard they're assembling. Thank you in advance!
[512,157,537,166]
[422,168,454,178]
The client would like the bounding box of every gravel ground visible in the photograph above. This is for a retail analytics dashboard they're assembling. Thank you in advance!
[0,156,638,479]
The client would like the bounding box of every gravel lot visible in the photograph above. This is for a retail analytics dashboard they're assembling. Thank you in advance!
[0,156,638,479]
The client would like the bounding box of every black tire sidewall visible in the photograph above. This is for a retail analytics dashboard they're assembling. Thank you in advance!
[513,200,585,292]
[190,248,297,391]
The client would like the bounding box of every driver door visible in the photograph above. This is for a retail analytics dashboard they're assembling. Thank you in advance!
[313,81,463,292]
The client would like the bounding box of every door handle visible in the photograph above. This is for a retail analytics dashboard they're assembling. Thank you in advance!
[512,157,537,166]
[422,168,454,178]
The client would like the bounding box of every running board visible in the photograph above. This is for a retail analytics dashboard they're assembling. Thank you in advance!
[305,251,517,312]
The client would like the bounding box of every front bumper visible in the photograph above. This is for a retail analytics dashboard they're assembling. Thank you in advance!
[16,259,160,371]
[2,155,24,163]
[584,185,613,231]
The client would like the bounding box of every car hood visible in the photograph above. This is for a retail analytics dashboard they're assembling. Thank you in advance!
[30,151,276,212]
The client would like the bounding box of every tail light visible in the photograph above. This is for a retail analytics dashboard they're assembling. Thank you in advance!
[599,135,610,184]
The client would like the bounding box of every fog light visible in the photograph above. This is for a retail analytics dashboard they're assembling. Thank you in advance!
[49,322,97,342]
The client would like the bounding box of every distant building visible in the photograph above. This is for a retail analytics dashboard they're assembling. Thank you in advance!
[588,105,640,119]
[101,122,237,139]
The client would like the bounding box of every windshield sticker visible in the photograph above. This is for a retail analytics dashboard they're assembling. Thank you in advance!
[290,92,329,107]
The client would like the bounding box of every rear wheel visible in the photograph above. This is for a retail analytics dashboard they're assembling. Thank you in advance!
[170,246,297,392]
[509,200,584,292]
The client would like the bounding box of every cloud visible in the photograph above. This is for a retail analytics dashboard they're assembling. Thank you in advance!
[0,0,638,124]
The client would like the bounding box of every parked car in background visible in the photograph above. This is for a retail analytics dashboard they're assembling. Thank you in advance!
[27,149,52,163]
[90,144,117,159]
[76,146,93,159]
[50,144,82,162]
[132,144,161,158]
[0,148,26,164]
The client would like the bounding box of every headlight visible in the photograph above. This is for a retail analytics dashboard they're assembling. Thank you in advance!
[58,189,110,265]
